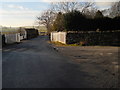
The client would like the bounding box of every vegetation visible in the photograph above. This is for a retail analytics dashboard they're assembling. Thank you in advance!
[94,10,104,19]
[36,2,120,33]
[52,10,120,31]
[109,1,120,18]
[36,2,120,46]
[66,31,120,46]
[52,12,65,31]
[50,41,81,46]
[36,2,96,33]
[1,27,19,34]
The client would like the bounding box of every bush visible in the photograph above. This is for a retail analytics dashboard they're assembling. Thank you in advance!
[52,10,120,32]
[66,31,120,46]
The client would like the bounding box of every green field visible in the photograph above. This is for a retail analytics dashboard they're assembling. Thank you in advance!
[22,26,47,32]
[0,26,47,34]
[35,26,47,32]
[0,27,19,34]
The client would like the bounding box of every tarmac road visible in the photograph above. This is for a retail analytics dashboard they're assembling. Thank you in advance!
[2,36,95,88]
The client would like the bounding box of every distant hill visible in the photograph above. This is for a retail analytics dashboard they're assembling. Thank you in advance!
[0,26,19,34]
[22,26,47,32]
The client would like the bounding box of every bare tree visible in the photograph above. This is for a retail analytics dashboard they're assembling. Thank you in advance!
[81,2,95,13]
[80,2,97,18]
[51,1,96,17]
[36,9,56,34]
[109,1,120,18]
[36,1,97,33]
[50,1,80,13]
[36,1,80,33]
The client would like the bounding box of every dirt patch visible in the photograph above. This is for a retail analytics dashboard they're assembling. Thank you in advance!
[53,45,119,88]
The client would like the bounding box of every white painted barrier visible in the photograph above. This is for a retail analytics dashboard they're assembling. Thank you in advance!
[5,33,21,44]
[20,36,24,40]
[51,32,67,44]
[19,28,27,40]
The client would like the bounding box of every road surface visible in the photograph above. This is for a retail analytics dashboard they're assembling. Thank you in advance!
[3,36,94,88]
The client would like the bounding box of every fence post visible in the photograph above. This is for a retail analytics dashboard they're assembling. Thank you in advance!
[4,34,7,43]
[17,33,20,43]
[51,32,53,41]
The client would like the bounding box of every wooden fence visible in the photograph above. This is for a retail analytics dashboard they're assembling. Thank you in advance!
[5,33,21,44]
[51,32,67,44]
[2,28,39,46]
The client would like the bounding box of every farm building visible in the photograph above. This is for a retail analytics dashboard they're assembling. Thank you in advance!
[24,28,39,39]
[18,27,39,39]
[1,27,39,46]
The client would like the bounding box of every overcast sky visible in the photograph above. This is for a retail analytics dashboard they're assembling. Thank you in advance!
[0,0,119,27]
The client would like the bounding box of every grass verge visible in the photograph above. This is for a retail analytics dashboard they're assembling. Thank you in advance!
[48,41,81,46]
[48,41,120,48]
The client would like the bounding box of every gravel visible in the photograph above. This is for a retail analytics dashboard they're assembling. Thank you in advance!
[54,46,119,88]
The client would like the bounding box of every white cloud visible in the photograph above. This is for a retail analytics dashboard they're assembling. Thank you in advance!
[0,4,40,15]
[95,2,113,9]
[0,4,41,27]
[95,2,112,6]
[94,0,119,10]
[7,4,29,10]
[0,16,35,27]
[0,8,40,16]
[94,0,119,2]
[0,10,40,27]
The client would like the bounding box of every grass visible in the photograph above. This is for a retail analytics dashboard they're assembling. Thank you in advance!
[48,41,120,48]
[1,27,19,34]
[48,41,81,46]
